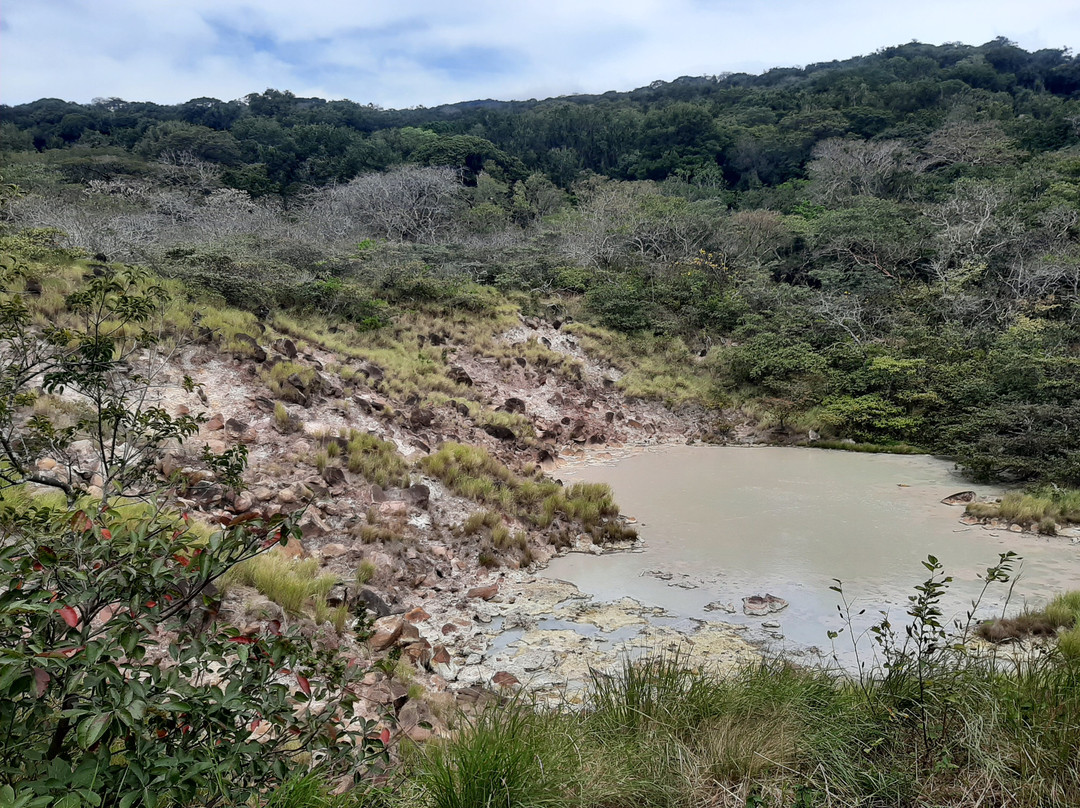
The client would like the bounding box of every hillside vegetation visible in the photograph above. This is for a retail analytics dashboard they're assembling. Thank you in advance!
[3,38,1080,808]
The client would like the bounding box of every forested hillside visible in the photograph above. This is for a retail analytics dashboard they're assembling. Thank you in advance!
[4,38,1080,484]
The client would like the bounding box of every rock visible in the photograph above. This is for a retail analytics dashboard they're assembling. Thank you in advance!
[483,424,516,441]
[502,397,527,415]
[358,362,384,383]
[448,366,472,386]
[279,537,306,559]
[253,486,275,502]
[369,616,404,651]
[404,607,431,623]
[704,601,736,614]
[202,439,227,455]
[762,620,781,629]
[356,588,392,618]
[942,491,977,506]
[231,491,255,512]
[402,639,432,668]
[225,417,248,435]
[322,466,347,487]
[277,488,297,504]
[401,484,430,509]
[742,594,788,616]
[273,338,297,359]
[432,645,451,664]
[492,671,520,688]
[467,583,499,601]
[1009,523,1024,533]
[233,333,266,363]
[378,501,408,517]
[409,408,435,428]
[320,543,349,559]
[205,413,225,431]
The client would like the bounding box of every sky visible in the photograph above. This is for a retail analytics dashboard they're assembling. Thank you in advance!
[3,0,1079,109]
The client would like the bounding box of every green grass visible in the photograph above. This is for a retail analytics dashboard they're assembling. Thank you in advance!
[809,439,925,454]
[222,552,337,616]
[392,646,1080,808]
[965,488,1080,531]
[421,443,633,546]
[343,430,411,488]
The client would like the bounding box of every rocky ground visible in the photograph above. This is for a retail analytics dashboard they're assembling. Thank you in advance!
[91,312,767,742]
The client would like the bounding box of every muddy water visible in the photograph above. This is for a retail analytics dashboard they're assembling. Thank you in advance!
[546,445,1080,664]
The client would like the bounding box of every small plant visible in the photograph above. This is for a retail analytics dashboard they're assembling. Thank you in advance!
[356,559,377,585]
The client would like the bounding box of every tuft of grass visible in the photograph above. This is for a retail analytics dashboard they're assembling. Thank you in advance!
[222,552,337,616]
[344,430,410,488]
[413,701,579,808]
[356,559,376,585]
[809,439,924,454]
[1045,591,1080,628]
[423,443,633,550]
[968,488,1080,529]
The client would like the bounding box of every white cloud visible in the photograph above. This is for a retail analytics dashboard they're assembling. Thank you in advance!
[2,0,1078,107]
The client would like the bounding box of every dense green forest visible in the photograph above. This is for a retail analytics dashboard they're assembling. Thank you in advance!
[4,38,1080,484]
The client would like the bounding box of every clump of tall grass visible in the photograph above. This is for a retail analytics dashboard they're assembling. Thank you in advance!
[421,443,632,544]
[966,488,1080,531]
[261,360,318,403]
[411,700,581,808]
[223,552,337,616]
[343,430,410,488]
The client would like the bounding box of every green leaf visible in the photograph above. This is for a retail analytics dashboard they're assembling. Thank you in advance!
[76,711,112,749]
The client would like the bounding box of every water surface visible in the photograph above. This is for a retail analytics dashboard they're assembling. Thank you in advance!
[546,445,1080,663]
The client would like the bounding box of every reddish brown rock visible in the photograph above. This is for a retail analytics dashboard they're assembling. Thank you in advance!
[492,671,520,688]
[206,413,225,431]
[431,644,451,665]
[467,583,499,601]
[368,616,403,651]
[404,607,431,623]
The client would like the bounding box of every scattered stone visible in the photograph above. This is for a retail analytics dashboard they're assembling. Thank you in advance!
[358,362,384,383]
[356,588,391,618]
[322,466,347,487]
[492,671,520,688]
[205,413,225,431]
[273,338,297,359]
[404,607,431,623]
[320,543,349,559]
[448,366,472,386]
[369,616,404,651]
[742,594,788,616]
[762,620,781,629]
[400,484,430,509]
[704,601,736,613]
[502,397,526,415]
[467,583,499,601]
[483,423,516,441]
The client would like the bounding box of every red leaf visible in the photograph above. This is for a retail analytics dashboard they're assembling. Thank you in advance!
[32,667,50,698]
[71,511,92,533]
[100,529,112,540]
[227,636,255,645]
[145,601,157,609]
[380,728,390,745]
[56,605,79,628]
[250,718,262,731]
[156,729,167,739]
[172,554,190,567]
[267,620,282,636]
[297,675,311,696]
